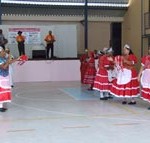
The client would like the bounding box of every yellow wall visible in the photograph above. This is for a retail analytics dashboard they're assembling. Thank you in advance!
[89,22,110,52]
[122,0,142,69]
[142,0,149,56]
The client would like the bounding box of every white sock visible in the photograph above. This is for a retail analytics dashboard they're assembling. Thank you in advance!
[131,98,135,102]
[105,92,109,97]
[0,103,3,108]
[100,92,104,98]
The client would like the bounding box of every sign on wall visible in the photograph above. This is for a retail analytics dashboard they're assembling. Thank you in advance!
[8,28,41,44]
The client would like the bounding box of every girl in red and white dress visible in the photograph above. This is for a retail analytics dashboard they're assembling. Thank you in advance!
[80,49,88,84]
[110,44,140,104]
[83,51,96,90]
[138,48,150,109]
[93,47,115,100]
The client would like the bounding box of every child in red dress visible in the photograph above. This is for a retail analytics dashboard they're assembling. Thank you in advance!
[83,51,96,90]
[93,47,115,100]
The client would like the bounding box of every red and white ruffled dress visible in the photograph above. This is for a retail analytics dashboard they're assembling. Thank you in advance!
[140,55,150,102]
[110,54,140,98]
[80,54,88,83]
[0,58,11,104]
[93,55,114,92]
[83,57,96,85]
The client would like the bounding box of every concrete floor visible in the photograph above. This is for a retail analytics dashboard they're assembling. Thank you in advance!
[0,81,150,143]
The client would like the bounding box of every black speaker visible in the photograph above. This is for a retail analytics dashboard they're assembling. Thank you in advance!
[32,50,46,59]
[110,22,122,56]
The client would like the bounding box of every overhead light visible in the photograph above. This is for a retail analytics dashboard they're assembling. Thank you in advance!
[1,0,84,6]
[88,3,129,8]
[1,0,129,7]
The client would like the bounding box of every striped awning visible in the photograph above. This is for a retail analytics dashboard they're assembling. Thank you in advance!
[1,0,128,18]
[1,0,129,7]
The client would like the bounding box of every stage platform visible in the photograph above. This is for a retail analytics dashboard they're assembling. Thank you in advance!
[13,59,80,82]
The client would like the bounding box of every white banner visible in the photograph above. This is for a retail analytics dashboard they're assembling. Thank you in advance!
[8,28,41,44]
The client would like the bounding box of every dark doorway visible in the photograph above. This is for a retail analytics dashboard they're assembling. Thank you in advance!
[110,22,122,56]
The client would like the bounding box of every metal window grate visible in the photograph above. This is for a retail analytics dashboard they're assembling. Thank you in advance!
[144,12,150,29]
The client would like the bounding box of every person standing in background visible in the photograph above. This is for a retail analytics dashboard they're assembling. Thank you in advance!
[0,29,8,50]
[80,49,88,84]
[44,30,56,59]
[83,51,96,90]
[16,31,25,56]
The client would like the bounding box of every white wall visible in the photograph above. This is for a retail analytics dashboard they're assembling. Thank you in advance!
[12,60,80,82]
[0,24,77,59]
